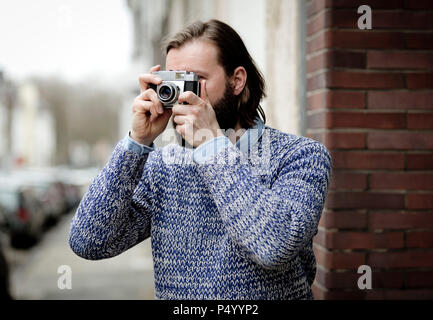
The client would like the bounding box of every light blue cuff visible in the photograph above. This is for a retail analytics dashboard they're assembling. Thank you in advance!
[193,136,231,164]
[122,132,154,155]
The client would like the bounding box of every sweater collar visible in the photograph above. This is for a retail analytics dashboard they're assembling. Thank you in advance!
[235,118,265,153]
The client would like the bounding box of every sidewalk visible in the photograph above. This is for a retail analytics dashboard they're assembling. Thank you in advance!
[8,212,155,300]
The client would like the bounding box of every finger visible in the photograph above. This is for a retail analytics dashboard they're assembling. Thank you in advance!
[175,123,185,136]
[132,100,153,114]
[173,115,188,125]
[200,80,211,105]
[134,96,159,121]
[177,91,202,106]
[138,72,162,93]
[139,89,164,114]
[172,104,192,115]
[149,65,161,73]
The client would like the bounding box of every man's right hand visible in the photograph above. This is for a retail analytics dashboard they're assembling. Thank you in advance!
[130,65,172,146]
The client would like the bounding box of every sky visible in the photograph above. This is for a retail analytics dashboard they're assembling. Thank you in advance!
[0,0,132,83]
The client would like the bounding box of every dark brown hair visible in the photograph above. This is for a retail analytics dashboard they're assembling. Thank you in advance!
[163,19,266,129]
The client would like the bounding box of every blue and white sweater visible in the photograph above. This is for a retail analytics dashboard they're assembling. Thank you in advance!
[69,119,332,300]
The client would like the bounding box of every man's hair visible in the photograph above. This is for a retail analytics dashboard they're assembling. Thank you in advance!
[163,19,266,129]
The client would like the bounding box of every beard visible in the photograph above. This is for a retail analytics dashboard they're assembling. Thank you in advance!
[172,80,239,148]
[212,82,239,131]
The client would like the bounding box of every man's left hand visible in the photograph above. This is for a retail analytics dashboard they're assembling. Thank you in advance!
[172,81,223,147]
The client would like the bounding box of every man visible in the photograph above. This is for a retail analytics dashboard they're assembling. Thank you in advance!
[69,19,332,300]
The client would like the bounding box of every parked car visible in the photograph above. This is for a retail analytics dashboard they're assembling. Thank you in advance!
[0,242,12,300]
[0,179,46,249]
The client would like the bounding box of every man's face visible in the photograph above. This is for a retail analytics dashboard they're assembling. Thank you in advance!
[166,39,239,130]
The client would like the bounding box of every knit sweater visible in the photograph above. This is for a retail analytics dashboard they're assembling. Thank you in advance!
[69,122,332,300]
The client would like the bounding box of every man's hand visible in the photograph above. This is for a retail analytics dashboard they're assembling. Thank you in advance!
[172,81,223,148]
[130,65,172,146]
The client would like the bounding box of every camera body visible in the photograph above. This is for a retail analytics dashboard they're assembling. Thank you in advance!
[149,71,200,108]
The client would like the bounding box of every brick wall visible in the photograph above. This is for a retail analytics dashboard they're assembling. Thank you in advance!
[306,0,433,299]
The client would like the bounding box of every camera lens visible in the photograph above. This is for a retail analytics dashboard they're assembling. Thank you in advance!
[157,83,178,104]
[159,86,172,100]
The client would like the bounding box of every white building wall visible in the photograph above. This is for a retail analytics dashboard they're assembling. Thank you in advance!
[11,82,56,167]
[266,0,303,135]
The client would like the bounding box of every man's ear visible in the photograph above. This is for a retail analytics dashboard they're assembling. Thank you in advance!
[230,66,247,96]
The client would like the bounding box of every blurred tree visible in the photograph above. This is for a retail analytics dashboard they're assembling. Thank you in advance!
[35,77,121,166]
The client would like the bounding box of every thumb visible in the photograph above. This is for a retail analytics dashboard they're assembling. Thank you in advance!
[200,80,211,105]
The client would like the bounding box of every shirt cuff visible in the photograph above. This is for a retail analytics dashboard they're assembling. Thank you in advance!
[193,136,231,164]
[122,132,155,155]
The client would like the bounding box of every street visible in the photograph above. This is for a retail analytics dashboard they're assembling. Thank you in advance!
[5,211,155,300]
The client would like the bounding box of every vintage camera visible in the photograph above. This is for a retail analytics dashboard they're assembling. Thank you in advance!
[149,71,200,108]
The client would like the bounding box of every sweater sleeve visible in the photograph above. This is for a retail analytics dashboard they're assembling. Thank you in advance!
[197,139,332,270]
[69,141,157,260]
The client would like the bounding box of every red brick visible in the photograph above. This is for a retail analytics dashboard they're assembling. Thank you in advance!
[307,52,328,74]
[373,271,405,289]
[319,210,368,229]
[331,151,405,169]
[332,51,366,69]
[366,289,433,300]
[369,211,433,229]
[370,173,433,190]
[369,251,433,268]
[406,271,433,288]
[408,194,433,209]
[327,91,365,109]
[407,154,433,170]
[307,91,366,110]
[328,71,404,89]
[307,0,331,18]
[407,73,433,89]
[407,113,433,130]
[326,132,366,149]
[307,51,366,73]
[309,71,405,90]
[329,10,358,29]
[326,192,405,210]
[322,231,404,249]
[330,172,367,189]
[308,30,406,53]
[307,30,331,54]
[332,30,405,50]
[329,112,406,129]
[368,132,433,150]
[307,72,327,90]
[330,10,433,30]
[404,0,433,9]
[332,0,403,9]
[307,10,329,36]
[368,91,433,110]
[311,283,325,300]
[307,92,325,111]
[322,290,366,300]
[406,33,433,50]
[315,268,358,289]
[407,231,433,248]
[315,269,400,290]
[314,245,366,269]
[368,51,433,70]
[371,11,433,30]
[307,111,328,128]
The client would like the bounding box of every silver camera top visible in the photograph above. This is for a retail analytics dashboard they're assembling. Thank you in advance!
[152,70,199,81]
